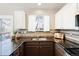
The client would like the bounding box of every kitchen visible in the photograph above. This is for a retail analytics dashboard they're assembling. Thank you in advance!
[0,3,79,56]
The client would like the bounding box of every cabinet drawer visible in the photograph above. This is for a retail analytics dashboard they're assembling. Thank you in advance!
[24,42,39,46]
[24,46,39,56]
[40,42,53,45]
[39,46,53,56]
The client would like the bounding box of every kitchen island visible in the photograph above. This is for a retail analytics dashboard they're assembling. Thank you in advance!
[0,37,54,56]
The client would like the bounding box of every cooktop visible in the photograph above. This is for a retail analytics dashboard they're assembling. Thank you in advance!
[65,48,79,56]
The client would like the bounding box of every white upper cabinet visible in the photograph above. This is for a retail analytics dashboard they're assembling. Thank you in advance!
[28,15,36,32]
[55,9,63,29]
[44,16,50,31]
[55,4,76,29]
[14,11,25,31]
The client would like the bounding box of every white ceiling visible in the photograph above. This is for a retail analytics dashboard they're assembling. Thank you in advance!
[0,3,66,13]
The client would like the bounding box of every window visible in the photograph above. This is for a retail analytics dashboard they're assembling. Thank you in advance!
[0,15,13,41]
[36,16,44,31]
[28,15,50,32]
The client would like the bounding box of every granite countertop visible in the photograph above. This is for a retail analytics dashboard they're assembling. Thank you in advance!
[54,38,79,56]
[0,36,79,56]
[56,40,79,48]
[0,37,54,56]
[0,38,24,56]
[15,32,54,38]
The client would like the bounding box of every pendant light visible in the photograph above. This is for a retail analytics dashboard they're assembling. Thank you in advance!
[37,3,42,6]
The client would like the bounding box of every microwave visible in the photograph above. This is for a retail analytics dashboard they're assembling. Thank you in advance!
[75,14,79,27]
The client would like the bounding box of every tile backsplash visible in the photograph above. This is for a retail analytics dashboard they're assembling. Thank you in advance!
[56,30,79,43]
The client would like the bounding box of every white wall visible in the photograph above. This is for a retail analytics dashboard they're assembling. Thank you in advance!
[0,9,55,32]
[25,10,55,30]
[55,3,76,29]
[13,10,55,31]
[0,10,13,15]
[0,10,55,32]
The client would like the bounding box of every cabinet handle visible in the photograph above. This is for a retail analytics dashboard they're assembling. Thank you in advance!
[40,46,42,48]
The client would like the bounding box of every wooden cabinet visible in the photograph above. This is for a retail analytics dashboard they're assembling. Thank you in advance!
[39,42,53,56]
[55,43,65,56]
[24,41,53,56]
[40,45,53,56]
[24,42,39,56]
[25,46,39,56]
[10,41,54,56]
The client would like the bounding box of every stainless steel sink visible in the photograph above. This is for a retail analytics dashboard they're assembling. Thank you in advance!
[32,38,38,41]
[39,38,47,41]
[32,38,47,41]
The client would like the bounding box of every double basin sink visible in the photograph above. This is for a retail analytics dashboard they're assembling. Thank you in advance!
[32,38,47,41]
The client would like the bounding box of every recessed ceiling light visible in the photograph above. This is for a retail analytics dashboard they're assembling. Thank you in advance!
[37,3,42,6]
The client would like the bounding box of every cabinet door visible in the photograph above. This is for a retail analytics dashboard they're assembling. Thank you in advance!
[39,42,53,56]
[55,4,76,29]
[24,42,39,56]
[28,15,36,32]
[39,45,53,56]
[55,43,65,56]
[25,46,39,56]
[55,9,62,29]
[44,16,50,31]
